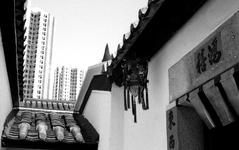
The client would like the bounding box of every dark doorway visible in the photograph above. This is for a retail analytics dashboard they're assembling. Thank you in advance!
[205,121,239,150]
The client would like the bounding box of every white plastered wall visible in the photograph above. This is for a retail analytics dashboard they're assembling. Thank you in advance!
[110,0,239,150]
[83,90,112,150]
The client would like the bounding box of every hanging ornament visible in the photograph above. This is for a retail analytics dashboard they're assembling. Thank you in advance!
[122,58,149,123]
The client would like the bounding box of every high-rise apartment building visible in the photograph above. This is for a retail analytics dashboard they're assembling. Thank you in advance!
[23,8,54,99]
[52,66,84,101]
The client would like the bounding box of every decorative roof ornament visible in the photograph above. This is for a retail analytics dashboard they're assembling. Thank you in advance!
[123,32,131,43]
[119,42,124,49]
[110,54,114,60]
[138,7,148,19]
[116,43,124,57]
[130,20,139,35]
[102,43,111,62]
[133,20,139,29]
[130,24,135,34]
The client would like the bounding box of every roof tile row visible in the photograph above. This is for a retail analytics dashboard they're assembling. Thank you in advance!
[23,99,75,111]
[113,0,164,67]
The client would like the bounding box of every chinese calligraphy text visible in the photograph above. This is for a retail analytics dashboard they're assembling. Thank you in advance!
[196,35,222,74]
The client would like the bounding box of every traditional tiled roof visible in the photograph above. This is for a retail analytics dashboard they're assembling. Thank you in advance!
[0,0,27,107]
[2,110,99,149]
[15,0,27,102]
[111,0,207,66]
[108,0,207,86]
[21,99,76,111]
[111,0,165,68]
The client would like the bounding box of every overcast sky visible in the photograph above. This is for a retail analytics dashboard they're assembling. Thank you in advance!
[31,0,148,70]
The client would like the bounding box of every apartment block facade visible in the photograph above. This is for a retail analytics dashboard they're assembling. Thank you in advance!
[23,8,54,99]
[52,66,84,101]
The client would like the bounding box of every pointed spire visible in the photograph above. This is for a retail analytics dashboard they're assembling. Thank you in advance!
[102,43,111,62]
[110,54,114,59]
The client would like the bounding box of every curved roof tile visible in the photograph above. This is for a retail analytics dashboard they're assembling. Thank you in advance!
[113,0,164,62]
[22,99,76,111]
[138,7,149,20]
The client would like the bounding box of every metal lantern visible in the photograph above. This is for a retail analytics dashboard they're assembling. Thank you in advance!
[122,58,149,123]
